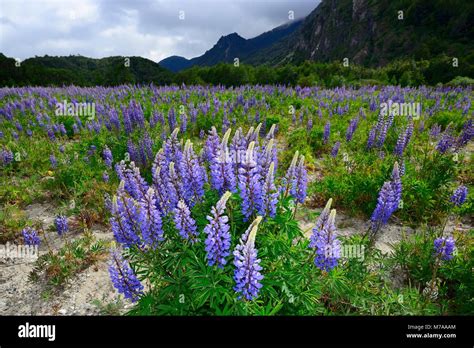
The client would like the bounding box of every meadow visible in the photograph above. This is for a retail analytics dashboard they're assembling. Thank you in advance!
[0,84,472,315]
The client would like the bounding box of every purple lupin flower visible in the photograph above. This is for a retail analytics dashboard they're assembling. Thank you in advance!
[102,171,110,183]
[323,121,330,144]
[311,209,340,272]
[173,200,198,243]
[456,120,473,149]
[391,162,402,209]
[47,127,56,141]
[110,189,142,247]
[167,107,177,131]
[127,139,139,165]
[259,162,278,219]
[22,227,41,246]
[163,128,183,168]
[204,191,232,268]
[179,110,187,133]
[430,124,441,138]
[376,121,388,148]
[138,187,164,246]
[434,237,456,261]
[181,140,206,206]
[233,216,264,300]
[103,146,113,168]
[210,129,236,193]
[54,215,68,235]
[370,182,397,234]
[238,141,262,221]
[293,155,307,204]
[204,126,220,162]
[369,161,402,237]
[399,160,406,177]
[309,198,332,249]
[151,161,171,214]
[1,149,14,166]
[117,161,149,201]
[345,117,359,142]
[436,127,454,154]
[367,126,376,149]
[166,162,183,210]
[331,141,340,158]
[49,154,57,168]
[108,249,144,302]
[394,124,413,157]
[450,185,468,207]
[260,138,277,175]
[283,151,299,197]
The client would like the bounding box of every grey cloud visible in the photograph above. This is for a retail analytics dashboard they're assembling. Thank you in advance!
[0,0,319,61]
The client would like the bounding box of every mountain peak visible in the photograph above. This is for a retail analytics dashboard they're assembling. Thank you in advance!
[216,32,246,44]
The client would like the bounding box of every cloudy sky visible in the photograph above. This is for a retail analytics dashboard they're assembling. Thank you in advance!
[0,0,319,62]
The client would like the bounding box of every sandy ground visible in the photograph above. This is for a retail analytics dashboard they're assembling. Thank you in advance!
[0,203,132,316]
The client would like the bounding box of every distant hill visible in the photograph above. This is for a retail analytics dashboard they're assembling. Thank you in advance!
[158,55,194,73]
[0,54,173,86]
[159,19,303,72]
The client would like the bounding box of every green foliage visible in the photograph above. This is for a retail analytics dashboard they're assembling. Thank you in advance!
[29,231,108,287]
[2,53,473,88]
[392,227,474,314]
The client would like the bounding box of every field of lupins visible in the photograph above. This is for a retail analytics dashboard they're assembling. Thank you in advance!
[0,84,473,315]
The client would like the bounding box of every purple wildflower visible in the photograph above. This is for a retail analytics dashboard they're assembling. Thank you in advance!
[233,216,264,300]
[204,191,232,268]
[293,155,307,204]
[283,151,299,197]
[259,162,278,219]
[103,146,113,168]
[436,129,454,154]
[323,122,330,144]
[456,120,473,149]
[370,182,397,234]
[138,187,164,246]
[22,227,41,246]
[54,215,68,235]
[238,142,262,221]
[204,126,220,162]
[450,185,468,207]
[50,154,57,168]
[367,127,376,149]
[173,200,198,243]
[1,149,14,166]
[433,237,456,261]
[108,250,144,302]
[110,191,142,247]
[331,141,340,158]
[309,198,332,249]
[311,209,340,272]
[210,129,236,193]
[182,140,207,206]
[345,117,359,142]
[430,124,441,138]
